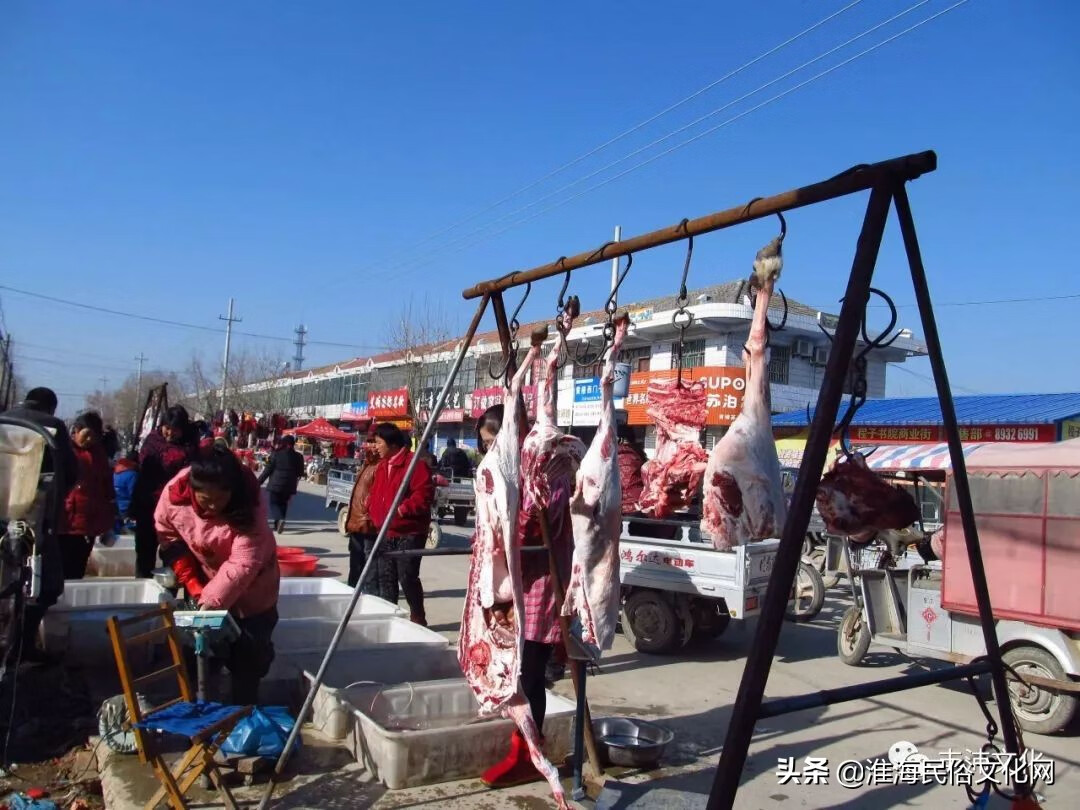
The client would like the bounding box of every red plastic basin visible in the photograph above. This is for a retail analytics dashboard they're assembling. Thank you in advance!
[276,546,306,558]
[278,555,318,576]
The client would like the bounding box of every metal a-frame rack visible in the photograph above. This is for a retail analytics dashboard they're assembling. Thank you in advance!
[261,149,1028,808]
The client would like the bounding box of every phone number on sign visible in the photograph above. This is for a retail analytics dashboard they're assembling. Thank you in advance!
[620,548,695,569]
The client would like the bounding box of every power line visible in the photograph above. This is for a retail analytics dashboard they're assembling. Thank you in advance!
[355,0,868,271]
[891,363,983,395]
[0,284,385,351]
[814,291,1080,311]
[374,0,933,279]
[13,353,151,374]
[376,0,975,277]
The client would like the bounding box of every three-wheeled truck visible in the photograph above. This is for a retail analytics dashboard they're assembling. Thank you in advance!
[837,439,1080,734]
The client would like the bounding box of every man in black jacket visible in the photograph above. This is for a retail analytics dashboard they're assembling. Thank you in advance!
[258,435,306,533]
[2,386,78,665]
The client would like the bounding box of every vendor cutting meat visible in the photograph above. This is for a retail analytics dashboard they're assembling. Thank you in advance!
[154,442,281,704]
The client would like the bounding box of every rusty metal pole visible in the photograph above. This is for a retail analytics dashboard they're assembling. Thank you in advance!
[892,186,1026,791]
[707,185,894,809]
[490,293,604,789]
[257,294,491,810]
[463,152,935,301]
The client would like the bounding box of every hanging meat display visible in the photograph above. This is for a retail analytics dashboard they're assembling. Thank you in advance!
[637,236,709,518]
[457,325,569,810]
[700,222,788,550]
[565,310,630,659]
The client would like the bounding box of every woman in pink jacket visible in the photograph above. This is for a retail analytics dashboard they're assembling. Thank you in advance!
[155,443,280,704]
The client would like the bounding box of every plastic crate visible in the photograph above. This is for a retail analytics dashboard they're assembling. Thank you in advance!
[42,578,172,666]
[343,678,575,789]
[276,593,406,621]
[86,536,136,577]
[300,649,465,739]
[273,617,448,654]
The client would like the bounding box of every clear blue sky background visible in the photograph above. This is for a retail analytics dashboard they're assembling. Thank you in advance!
[2,0,1077,417]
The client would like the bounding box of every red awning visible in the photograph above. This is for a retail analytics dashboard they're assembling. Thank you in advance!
[289,417,354,443]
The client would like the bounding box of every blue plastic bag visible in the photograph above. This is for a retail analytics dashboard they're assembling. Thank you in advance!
[220,706,299,759]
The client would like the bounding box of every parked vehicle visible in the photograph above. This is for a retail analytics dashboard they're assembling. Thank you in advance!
[836,440,1080,735]
[618,515,825,654]
[431,466,475,527]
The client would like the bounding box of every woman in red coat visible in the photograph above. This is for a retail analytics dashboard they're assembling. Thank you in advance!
[59,411,117,579]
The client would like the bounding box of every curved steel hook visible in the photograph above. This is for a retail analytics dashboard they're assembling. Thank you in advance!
[555,260,571,314]
[575,337,605,368]
[508,281,532,336]
[605,253,632,316]
[861,287,901,350]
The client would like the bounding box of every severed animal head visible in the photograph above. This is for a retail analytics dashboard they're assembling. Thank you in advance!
[531,324,549,347]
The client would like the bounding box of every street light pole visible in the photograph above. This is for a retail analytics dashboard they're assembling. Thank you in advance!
[133,353,147,438]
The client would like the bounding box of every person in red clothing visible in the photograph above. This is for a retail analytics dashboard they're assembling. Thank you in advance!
[59,411,117,579]
[155,442,280,704]
[366,422,435,625]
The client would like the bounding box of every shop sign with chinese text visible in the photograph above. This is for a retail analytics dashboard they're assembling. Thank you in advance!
[470,385,538,419]
[847,424,1056,443]
[369,388,410,418]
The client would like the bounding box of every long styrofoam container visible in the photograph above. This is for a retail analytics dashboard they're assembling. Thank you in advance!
[272,617,448,654]
[301,650,465,739]
[276,592,407,621]
[344,678,575,789]
[43,578,172,666]
[279,577,353,596]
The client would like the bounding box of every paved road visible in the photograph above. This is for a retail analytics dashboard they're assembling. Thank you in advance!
[278,482,1077,809]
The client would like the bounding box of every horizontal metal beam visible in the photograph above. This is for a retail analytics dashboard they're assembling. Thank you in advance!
[758,660,991,719]
[461,151,936,300]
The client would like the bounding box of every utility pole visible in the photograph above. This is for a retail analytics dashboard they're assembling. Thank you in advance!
[293,324,307,372]
[98,376,109,422]
[610,225,622,304]
[133,353,148,437]
[219,298,241,412]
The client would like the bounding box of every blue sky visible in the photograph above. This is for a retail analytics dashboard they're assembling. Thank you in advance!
[2,0,1078,417]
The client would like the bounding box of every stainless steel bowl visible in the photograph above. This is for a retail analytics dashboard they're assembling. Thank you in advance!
[592,717,674,769]
[151,567,177,590]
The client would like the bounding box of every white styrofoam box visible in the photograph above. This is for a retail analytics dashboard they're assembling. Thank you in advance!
[300,649,464,739]
[276,593,406,621]
[345,678,575,789]
[279,577,353,596]
[43,578,173,666]
[86,536,136,577]
[272,617,448,655]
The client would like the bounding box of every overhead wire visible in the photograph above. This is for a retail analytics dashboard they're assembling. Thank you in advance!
[0,284,386,351]
[372,0,935,279]
[378,0,976,275]
[353,0,868,271]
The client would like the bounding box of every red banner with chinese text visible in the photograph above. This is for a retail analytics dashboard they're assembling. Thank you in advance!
[369,388,410,419]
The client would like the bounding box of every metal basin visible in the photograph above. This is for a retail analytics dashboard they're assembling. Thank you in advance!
[592,717,674,769]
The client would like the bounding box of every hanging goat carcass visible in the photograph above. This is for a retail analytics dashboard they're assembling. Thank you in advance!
[458,325,570,810]
[700,226,788,550]
[565,311,630,660]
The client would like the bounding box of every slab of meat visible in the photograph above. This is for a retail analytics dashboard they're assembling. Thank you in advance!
[816,451,919,537]
[565,313,630,660]
[700,240,787,550]
[637,377,708,517]
[458,327,569,810]
[522,301,586,515]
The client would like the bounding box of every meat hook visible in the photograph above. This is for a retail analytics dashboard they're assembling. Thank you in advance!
[672,222,695,386]
[487,282,531,382]
[574,336,605,368]
[603,253,633,345]
[555,260,571,315]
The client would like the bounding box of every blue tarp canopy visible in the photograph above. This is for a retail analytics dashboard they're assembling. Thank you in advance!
[774,393,1080,428]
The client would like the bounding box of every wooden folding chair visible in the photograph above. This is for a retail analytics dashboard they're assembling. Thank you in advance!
[106,605,252,810]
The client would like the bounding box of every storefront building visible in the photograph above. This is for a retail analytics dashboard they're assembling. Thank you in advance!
[250,279,929,454]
